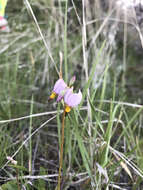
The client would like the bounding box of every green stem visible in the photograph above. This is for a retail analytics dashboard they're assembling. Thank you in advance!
[57,109,66,190]
[64,0,68,82]
[29,95,34,174]
[16,168,20,190]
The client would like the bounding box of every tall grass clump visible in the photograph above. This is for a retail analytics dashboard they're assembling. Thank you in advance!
[0,0,143,189]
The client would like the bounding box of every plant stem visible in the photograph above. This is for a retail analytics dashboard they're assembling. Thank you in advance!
[16,168,20,190]
[29,95,34,175]
[64,0,68,82]
[57,109,66,190]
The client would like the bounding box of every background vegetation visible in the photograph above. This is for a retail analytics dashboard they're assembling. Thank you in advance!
[0,0,143,189]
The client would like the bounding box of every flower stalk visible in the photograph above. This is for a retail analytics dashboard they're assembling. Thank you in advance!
[49,77,82,189]
[57,108,66,190]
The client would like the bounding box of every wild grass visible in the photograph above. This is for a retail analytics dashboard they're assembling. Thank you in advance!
[0,0,143,189]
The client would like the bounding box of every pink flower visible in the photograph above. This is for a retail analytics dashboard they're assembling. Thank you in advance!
[49,78,82,112]
[64,88,82,112]
[49,79,67,100]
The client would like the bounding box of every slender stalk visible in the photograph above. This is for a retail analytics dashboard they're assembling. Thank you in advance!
[57,109,66,190]
[59,51,63,78]
[122,10,127,92]
[64,0,68,83]
[16,168,20,190]
[29,94,34,175]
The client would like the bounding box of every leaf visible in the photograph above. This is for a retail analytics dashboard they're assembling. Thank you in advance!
[8,164,28,172]
[0,181,18,190]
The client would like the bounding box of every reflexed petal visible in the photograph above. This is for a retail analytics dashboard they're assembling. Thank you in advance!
[64,89,82,107]
[64,88,73,103]
[53,79,67,95]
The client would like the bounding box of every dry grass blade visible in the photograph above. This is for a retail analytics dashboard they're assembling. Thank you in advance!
[110,146,143,179]
[113,152,133,180]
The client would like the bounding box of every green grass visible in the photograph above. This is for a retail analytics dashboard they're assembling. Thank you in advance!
[0,0,143,189]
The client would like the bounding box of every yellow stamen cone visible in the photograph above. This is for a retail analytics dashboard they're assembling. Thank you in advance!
[65,105,71,113]
[49,92,56,99]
